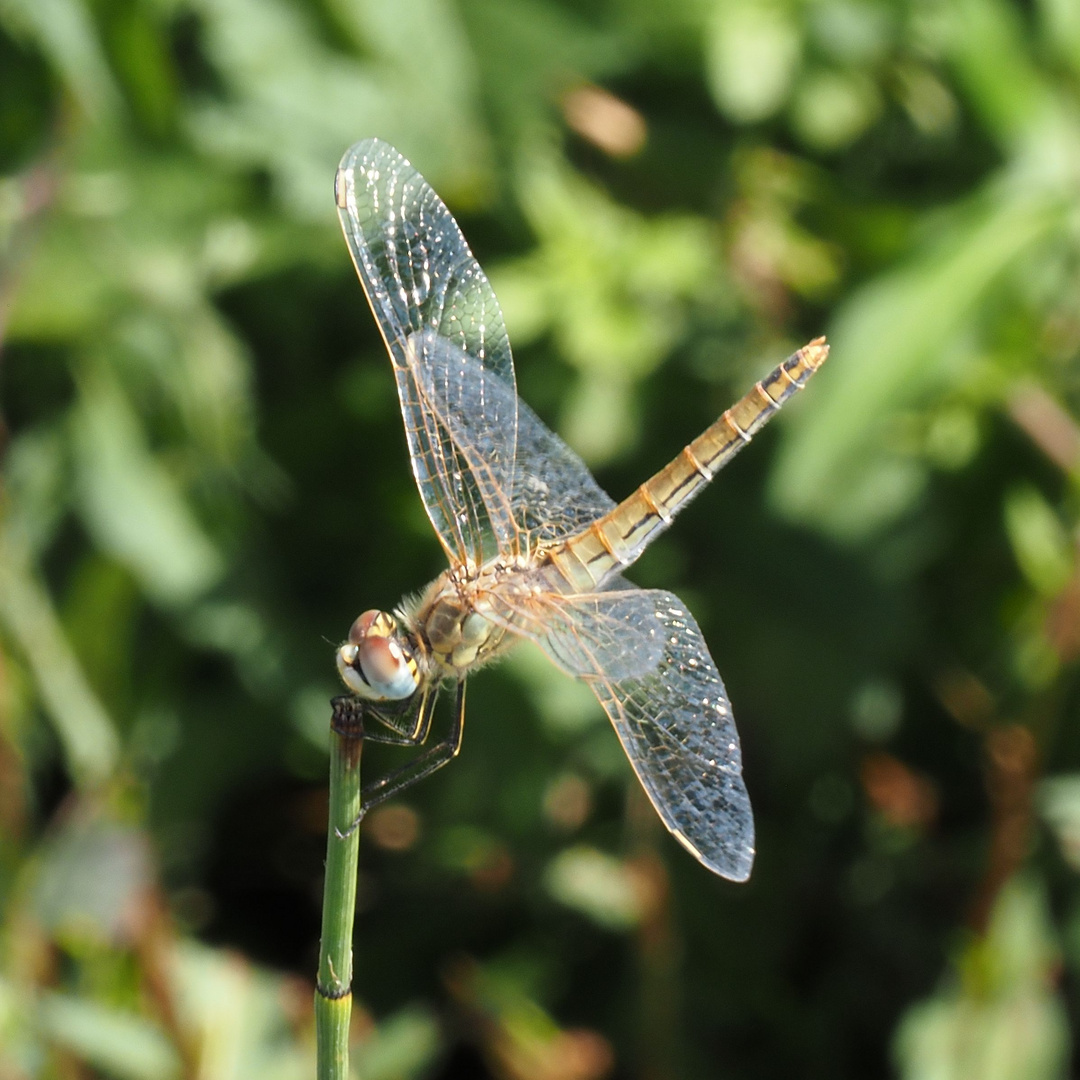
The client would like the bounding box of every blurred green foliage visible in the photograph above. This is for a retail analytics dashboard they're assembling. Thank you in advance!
[1,0,1080,1077]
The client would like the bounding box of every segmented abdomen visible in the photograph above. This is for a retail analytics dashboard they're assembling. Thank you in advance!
[549,338,828,591]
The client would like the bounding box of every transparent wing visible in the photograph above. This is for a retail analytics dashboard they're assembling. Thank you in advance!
[595,592,753,880]
[336,139,518,566]
[338,139,615,564]
[413,329,616,552]
[503,582,754,881]
[484,577,664,682]
[510,380,617,548]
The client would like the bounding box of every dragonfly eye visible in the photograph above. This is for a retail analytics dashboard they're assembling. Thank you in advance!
[337,610,418,701]
[348,609,396,644]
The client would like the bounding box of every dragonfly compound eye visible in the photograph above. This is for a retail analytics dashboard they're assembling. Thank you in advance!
[337,611,418,701]
[348,609,396,644]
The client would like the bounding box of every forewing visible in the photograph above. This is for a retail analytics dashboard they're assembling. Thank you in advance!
[413,330,616,552]
[511,386,616,547]
[336,139,517,566]
[571,590,754,880]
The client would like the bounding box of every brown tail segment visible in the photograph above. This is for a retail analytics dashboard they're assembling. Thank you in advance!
[550,338,829,590]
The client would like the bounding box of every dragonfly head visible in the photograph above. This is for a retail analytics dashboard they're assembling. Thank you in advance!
[336,609,419,701]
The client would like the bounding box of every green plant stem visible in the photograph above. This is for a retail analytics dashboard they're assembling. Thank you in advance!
[316,714,363,1080]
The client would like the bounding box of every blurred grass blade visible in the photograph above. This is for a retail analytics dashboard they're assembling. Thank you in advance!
[1003,485,1073,596]
[72,365,222,606]
[0,533,120,787]
[1038,0,1080,76]
[0,0,119,119]
[40,993,180,1080]
[947,0,1056,147]
[771,181,1063,538]
[353,1005,441,1080]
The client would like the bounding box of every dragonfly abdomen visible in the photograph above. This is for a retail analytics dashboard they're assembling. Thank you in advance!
[549,338,828,590]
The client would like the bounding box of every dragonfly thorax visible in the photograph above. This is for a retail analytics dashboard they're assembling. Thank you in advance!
[413,572,511,677]
[336,609,420,701]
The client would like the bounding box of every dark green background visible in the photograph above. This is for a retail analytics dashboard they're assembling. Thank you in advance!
[2,0,1079,1077]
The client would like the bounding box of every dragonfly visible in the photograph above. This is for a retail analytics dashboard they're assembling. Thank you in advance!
[332,138,827,881]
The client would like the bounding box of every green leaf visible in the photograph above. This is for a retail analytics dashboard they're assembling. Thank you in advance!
[706,0,801,123]
[771,179,1063,538]
[1038,774,1080,871]
[0,0,120,119]
[790,68,881,150]
[0,534,121,786]
[893,877,1068,1080]
[186,0,490,220]
[39,994,180,1080]
[497,150,717,461]
[71,365,222,606]
[946,0,1057,148]
[544,844,643,930]
[1003,485,1072,596]
[354,1006,442,1080]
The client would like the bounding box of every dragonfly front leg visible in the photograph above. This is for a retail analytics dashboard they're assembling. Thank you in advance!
[339,681,467,836]
[330,689,432,746]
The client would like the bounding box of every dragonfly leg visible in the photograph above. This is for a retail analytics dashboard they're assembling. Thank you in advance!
[330,691,431,746]
[338,681,467,838]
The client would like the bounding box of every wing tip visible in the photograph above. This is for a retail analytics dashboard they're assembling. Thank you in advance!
[337,137,409,177]
[673,830,755,882]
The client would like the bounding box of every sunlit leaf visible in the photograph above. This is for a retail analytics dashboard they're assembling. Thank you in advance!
[353,1005,442,1080]
[1039,774,1080,872]
[1,427,67,555]
[0,535,120,786]
[893,877,1068,1080]
[808,0,893,64]
[497,149,717,460]
[544,844,643,930]
[39,994,180,1080]
[0,0,119,119]
[706,0,801,123]
[945,0,1057,148]
[1038,0,1080,77]
[771,182,1063,537]
[186,0,490,219]
[1003,485,1072,596]
[71,365,222,606]
[791,68,881,150]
